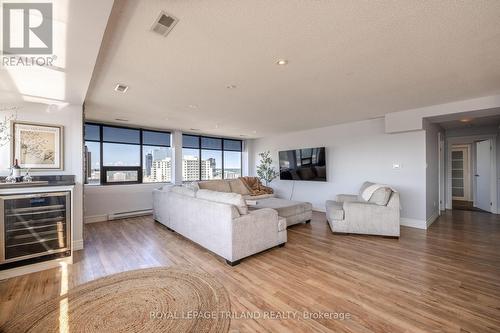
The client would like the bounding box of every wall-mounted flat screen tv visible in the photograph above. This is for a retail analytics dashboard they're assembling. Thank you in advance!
[279,147,326,181]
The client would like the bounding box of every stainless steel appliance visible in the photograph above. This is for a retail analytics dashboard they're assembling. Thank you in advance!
[0,191,71,265]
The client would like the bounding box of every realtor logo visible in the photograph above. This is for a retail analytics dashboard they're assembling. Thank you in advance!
[2,3,53,55]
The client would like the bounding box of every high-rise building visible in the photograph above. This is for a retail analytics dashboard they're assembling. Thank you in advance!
[145,153,153,176]
[151,158,172,182]
[153,149,169,161]
[182,156,214,181]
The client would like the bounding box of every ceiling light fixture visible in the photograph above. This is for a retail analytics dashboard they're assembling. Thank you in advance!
[114,84,129,93]
[460,118,472,123]
[276,59,288,65]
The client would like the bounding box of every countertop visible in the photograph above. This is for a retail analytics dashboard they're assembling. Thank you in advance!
[0,175,75,189]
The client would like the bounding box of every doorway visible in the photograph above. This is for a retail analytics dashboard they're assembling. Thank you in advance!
[451,144,472,210]
[446,136,497,213]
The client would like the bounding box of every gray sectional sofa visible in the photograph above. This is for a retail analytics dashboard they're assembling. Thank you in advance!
[152,178,313,265]
[153,185,287,266]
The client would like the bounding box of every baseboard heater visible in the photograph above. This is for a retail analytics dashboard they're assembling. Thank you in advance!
[107,209,152,220]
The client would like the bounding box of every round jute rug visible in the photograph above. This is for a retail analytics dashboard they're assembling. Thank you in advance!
[1,266,231,333]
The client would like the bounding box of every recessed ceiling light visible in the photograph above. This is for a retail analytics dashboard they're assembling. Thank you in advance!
[276,59,288,65]
[114,84,129,93]
[115,118,129,122]
[226,84,237,89]
[460,118,472,123]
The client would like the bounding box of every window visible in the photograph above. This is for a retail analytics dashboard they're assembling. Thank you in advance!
[84,123,171,185]
[182,134,242,182]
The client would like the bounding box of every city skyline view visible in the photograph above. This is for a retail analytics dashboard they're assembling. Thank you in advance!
[86,146,242,183]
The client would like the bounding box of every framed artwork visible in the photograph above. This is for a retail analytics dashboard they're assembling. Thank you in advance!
[11,121,64,170]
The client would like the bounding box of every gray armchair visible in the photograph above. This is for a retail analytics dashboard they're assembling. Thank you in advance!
[325,182,400,237]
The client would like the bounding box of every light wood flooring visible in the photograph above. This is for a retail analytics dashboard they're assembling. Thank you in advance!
[1,210,499,332]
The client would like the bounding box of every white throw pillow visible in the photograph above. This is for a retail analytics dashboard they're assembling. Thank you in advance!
[171,186,196,197]
[196,189,248,215]
[159,184,174,192]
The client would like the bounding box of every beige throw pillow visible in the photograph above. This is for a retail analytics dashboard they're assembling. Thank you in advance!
[196,189,248,215]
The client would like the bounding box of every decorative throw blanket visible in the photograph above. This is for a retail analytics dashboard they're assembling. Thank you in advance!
[240,177,274,196]
[361,183,396,201]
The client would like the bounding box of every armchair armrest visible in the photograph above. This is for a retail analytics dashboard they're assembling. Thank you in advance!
[231,208,286,261]
[336,194,359,203]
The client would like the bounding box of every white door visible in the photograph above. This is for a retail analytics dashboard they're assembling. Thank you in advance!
[475,139,492,212]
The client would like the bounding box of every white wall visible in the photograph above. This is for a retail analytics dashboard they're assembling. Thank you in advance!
[84,183,165,222]
[249,118,427,223]
[0,102,84,248]
[424,120,443,223]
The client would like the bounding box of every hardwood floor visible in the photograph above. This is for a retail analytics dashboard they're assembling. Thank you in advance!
[1,210,500,332]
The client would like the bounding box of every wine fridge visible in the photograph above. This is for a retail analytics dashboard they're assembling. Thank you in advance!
[0,191,71,265]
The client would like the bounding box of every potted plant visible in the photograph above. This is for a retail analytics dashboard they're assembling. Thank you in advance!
[256,151,279,186]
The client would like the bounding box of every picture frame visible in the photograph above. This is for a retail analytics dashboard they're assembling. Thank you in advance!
[11,121,64,170]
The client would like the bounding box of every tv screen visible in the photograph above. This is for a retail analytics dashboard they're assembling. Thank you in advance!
[279,147,326,181]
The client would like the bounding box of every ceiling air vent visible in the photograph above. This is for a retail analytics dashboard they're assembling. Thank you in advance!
[151,11,178,37]
[114,84,129,93]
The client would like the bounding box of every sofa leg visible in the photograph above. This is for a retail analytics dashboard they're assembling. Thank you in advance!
[278,243,286,248]
[226,259,241,266]
[305,219,311,224]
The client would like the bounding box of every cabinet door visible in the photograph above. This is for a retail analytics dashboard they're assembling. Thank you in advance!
[1,192,70,263]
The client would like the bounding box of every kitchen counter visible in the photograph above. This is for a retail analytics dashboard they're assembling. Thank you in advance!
[0,175,75,189]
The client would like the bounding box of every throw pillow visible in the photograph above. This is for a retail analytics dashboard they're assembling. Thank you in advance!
[196,189,248,215]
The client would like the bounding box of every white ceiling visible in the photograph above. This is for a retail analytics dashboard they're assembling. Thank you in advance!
[85,0,500,138]
[0,0,114,107]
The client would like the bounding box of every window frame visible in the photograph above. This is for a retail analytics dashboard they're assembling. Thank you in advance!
[85,122,171,185]
[182,134,242,182]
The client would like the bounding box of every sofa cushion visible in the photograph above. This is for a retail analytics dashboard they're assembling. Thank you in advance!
[171,186,196,197]
[228,178,251,195]
[242,193,275,200]
[196,189,248,215]
[198,180,231,193]
[159,184,174,192]
[369,187,392,206]
[252,198,312,218]
[358,181,375,199]
[325,200,344,221]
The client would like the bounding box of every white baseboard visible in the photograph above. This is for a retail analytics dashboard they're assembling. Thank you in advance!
[0,256,73,280]
[400,212,440,230]
[426,211,440,228]
[84,214,108,223]
[400,217,427,229]
[73,239,84,251]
